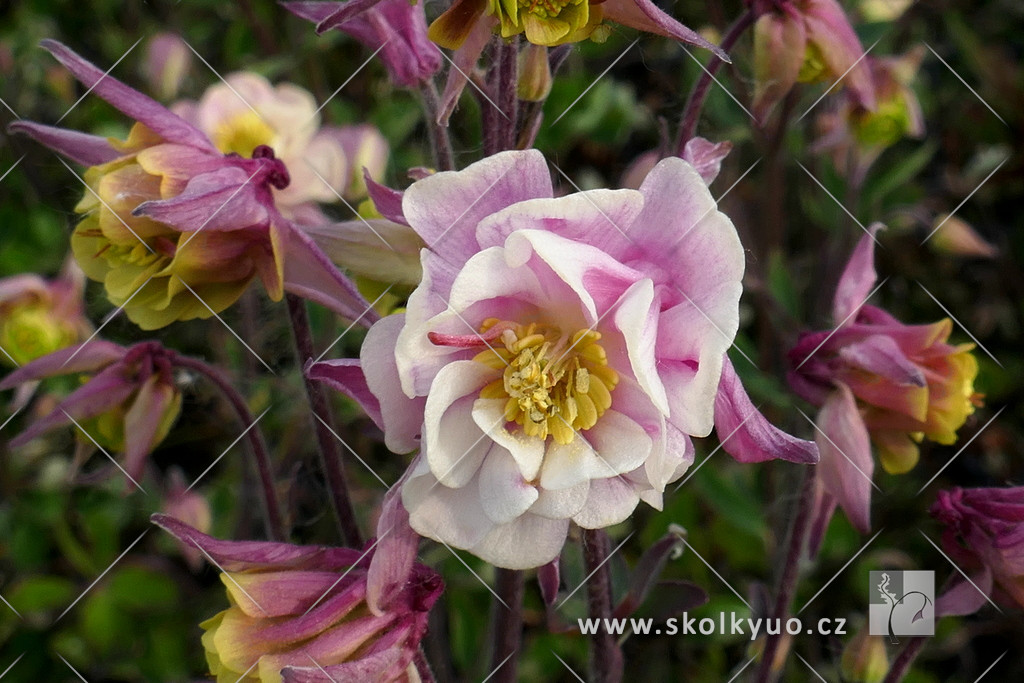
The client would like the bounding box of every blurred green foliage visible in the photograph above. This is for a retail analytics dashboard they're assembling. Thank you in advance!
[1,0,1022,681]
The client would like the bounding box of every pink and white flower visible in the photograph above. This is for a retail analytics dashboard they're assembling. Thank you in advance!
[311,150,817,569]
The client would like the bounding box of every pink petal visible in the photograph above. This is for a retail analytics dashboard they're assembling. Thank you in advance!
[366,479,421,615]
[41,40,216,151]
[803,0,876,111]
[832,223,883,323]
[474,190,641,259]
[837,334,926,386]
[282,224,381,325]
[657,283,741,436]
[438,16,495,124]
[9,374,135,448]
[713,357,819,464]
[600,0,728,61]
[401,149,552,271]
[330,0,441,88]
[151,513,367,571]
[364,172,409,226]
[502,229,644,324]
[935,569,993,617]
[538,558,560,605]
[133,166,267,231]
[0,341,124,390]
[122,375,177,480]
[7,122,120,166]
[815,383,874,533]
[681,137,732,184]
[306,358,384,431]
[361,315,427,454]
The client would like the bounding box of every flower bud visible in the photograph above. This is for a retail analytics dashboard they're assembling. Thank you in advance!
[840,626,889,683]
[143,33,191,100]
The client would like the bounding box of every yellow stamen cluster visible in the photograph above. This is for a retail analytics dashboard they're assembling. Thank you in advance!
[474,319,618,445]
[518,0,573,19]
[211,111,275,158]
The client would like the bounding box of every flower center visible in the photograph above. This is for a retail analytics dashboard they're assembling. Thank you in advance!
[211,111,276,158]
[517,0,574,19]
[474,319,618,445]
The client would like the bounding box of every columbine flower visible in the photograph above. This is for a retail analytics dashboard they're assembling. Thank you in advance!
[283,0,442,88]
[10,41,374,330]
[752,0,875,120]
[427,0,728,51]
[788,226,980,532]
[814,48,924,183]
[931,486,1024,614]
[0,341,181,482]
[152,513,443,683]
[310,150,817,569]
[0,259,89,367]
[172,72,388,221]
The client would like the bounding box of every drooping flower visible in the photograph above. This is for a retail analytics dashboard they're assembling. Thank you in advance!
[788,225,980,533]
[0,341,182,482]
[151,513,443,683]
[813,48,924,183]
[172,72,388,221]
[930,486,1024,615]
[0,258,90,367]
[9,41,374,330]
[283,0,442,88]
[310,150,817,569]
[427,0,728,52]
[752,0,876,120]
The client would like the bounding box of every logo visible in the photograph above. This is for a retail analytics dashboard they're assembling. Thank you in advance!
[868,570,934,643]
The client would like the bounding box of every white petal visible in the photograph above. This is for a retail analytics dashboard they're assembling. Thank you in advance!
[470,513,570,570]
[472,398,545,480]
[572,477,642,529]
[530,480,590,519]
[423,361,496,487]
[539,410,652,490]
[614,279,669,415]
[403,464,494,549]
[478,446,539,524]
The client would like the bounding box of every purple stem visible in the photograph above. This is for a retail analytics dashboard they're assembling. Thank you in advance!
[755,468,816,683]
[883,637,926,683]
[419,81,454,171]
[489,568,524,683]
[583,528,624,683]
[171,354,286,541]
[498,35,520,151]
[285,294,363,547]
[675,9,755,154]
